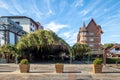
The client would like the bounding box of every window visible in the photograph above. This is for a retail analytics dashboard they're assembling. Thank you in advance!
[89,38,94,41]
[80,32,87,35]
[89,32,94,36]
[30,28,33,31]
[80,37,87,41]
[30,23,32,25]
[15,22,20,25]
[0,25,4,29]
[89,44,94,47]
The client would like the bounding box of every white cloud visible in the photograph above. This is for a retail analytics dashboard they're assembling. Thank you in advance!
[59,1,67,14]
[47,9,53,15]
[104,8,108,12]
[30,2,43,19]
[0,1,9,9]
[59,31,78,46]
[60,31,71,39]
[111,35,120,38]
[11,0,26,14]
[45,0,54,15]
[79,10,89,16]
[45,22,68,33]
[0,0,19,15]
[74,0,84,7]
[79,0,101,16]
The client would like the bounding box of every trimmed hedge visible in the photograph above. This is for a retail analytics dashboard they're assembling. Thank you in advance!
[106,58,120,64]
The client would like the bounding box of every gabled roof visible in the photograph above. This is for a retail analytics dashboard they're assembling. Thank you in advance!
[80,22,87,32]
[86,18,103,34]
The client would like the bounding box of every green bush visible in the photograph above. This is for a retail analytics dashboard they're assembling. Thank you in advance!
[93,58,102,65]
[20,59,29,64]
[106,58,120,64]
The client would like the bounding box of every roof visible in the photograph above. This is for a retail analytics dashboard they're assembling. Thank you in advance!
[108,45,120,52]
[80,22,87,32]
[87,18,103,34]
[1,16,39,27]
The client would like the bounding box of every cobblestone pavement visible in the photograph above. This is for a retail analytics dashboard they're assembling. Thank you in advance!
[0,64,120,80]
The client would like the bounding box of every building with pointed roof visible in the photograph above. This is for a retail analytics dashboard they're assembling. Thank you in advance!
[77,19,103,51]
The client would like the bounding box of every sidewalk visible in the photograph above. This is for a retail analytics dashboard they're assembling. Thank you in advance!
[0,64,120,80]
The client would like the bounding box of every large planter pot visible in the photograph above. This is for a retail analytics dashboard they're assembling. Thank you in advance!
[55,64,64,73]
[19,64,30,73]
[92,64,103,73]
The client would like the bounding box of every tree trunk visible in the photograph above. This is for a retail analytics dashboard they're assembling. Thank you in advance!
[6,55,9,63]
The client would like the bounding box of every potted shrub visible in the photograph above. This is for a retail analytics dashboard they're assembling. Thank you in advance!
[92,58,103,74]
[55,63,64,73]
[19,59,30,73]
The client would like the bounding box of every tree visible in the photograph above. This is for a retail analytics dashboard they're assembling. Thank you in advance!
[103,43,114,50]
[0,44,20,63]
[16,30,70,61]
[72,43,91,60]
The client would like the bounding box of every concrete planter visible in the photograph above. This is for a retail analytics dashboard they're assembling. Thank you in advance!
[55,64,64,73]
[92,64,103,73]
[19,64,30,73]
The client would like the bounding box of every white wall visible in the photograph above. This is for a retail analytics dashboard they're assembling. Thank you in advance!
[10,18,30,33]
[110,48,120,54]
[10,18,38,33]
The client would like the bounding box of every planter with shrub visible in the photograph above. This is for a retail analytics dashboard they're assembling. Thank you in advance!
[55,63,64,73]
[92,58,103,73]
[19,59,30,73]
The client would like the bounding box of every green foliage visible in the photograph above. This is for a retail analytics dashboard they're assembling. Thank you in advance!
[16,30,70,55]
[106,58,120,63]
[0,44,21,56]
[72,43,91,56]
[20,59,29,64]
[103,43,114,49]
[93,58,102,65]
[0,44,21,63]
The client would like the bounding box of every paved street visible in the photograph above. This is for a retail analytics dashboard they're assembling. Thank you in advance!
[0,64,120,80]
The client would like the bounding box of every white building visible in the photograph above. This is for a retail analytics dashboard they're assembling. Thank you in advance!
[1,16,43,33]
[0,16,43,45]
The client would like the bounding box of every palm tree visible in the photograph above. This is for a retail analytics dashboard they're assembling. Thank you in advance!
[0,44,20,63]
[103,43,114,50]
[72,43,91,61]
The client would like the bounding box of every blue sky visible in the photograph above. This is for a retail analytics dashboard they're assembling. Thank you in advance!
[0,0,120,46]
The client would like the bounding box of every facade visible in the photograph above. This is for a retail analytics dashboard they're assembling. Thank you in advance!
[0,17,25,45]
[1,16,43,33]
[0,16,43,46]
[77,19,103,51]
